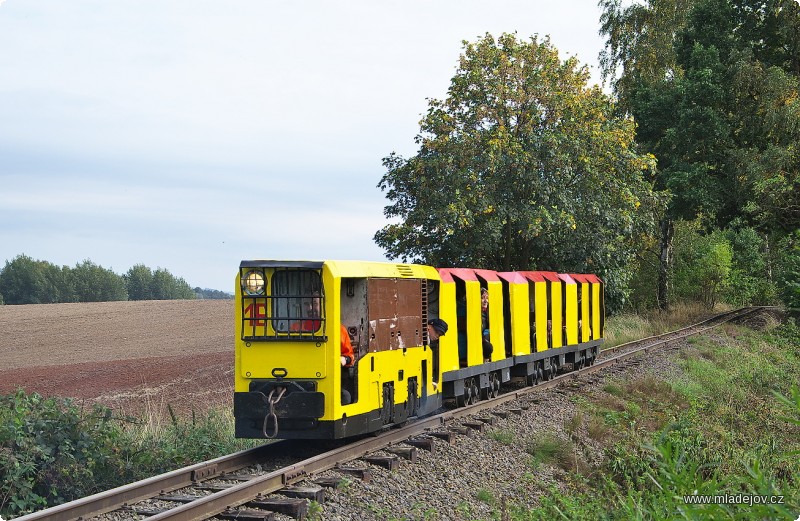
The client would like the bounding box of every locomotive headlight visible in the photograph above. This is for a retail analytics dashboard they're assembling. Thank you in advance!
[242,270,265,295]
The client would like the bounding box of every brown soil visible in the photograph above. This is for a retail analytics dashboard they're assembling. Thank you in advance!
[0,300,234,417]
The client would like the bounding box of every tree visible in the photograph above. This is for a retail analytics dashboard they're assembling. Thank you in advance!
[375,33,665,309]
[0,255,45,304]
[125,264,154,301]
[600,0,800,309]
[71,260,128,302]
[599,0,696,111]
[672,221,733,308]
[151,268,195,300]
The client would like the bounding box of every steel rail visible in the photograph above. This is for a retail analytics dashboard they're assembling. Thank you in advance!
[16,306,769,521]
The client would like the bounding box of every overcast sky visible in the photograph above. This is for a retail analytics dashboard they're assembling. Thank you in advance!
[0,0,608,292]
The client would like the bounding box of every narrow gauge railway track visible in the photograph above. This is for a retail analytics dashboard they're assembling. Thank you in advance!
[17,307,770,521]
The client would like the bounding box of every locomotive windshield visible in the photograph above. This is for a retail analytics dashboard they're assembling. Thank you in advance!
[272,270,325,334]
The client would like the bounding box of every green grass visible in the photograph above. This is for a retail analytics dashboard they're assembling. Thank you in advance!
[502,318,800,520]
[488,428,516,445]
[604,301,729,348]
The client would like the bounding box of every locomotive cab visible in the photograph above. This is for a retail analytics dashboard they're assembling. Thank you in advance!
[234,260,443,440]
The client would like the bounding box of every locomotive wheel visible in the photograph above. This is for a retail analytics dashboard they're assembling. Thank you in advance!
[527,370,540,386]
[471,382,480,404]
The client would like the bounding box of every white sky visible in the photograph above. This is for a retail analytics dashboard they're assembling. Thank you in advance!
[0,0,607,292]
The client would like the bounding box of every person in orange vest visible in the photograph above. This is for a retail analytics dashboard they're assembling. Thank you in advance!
[340,324,355,367]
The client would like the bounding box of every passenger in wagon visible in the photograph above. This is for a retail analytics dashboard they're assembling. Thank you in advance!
[428,318,448,391]
[481,288,493,361]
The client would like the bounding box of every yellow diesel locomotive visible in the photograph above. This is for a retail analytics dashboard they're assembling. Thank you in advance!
[233,260,604,439]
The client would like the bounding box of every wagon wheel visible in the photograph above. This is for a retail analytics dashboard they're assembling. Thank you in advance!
[491,372,500,398]
[527,369,540,387]
[480,373,495,400]
[456,387,468,407]
[470,381,481,404]
[457,379,472,407]
[481,379,491,400]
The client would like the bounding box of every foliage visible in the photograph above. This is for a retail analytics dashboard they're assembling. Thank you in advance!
[672,221,732,308]
[600,0,800,310]
[72,260,129,302]
[721,225,779,305]
[599,0,696,112]
[193,287,233,300]
[0,254,62,305]
[776,230,800,308]
[0,391,132,516]
[375,33,665,311]
[125,263,154,300]
[0,254,197,304]
[0,390,257,517]
[124,264,194,301]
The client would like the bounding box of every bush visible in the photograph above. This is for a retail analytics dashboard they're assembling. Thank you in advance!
[0,391,133,516]
[0,390,256,518]
[672,222,733,308]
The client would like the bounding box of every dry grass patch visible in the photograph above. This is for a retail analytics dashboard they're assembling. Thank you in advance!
[526,432,589,474]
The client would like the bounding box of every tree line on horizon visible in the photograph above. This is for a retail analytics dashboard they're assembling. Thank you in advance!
[374,0,799,312]
[0,254,231,305]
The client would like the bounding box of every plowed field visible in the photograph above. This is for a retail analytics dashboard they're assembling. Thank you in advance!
[0,300,233,417]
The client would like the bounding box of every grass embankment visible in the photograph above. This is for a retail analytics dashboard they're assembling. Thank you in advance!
[489,307,800,520]
[603,301,732,348]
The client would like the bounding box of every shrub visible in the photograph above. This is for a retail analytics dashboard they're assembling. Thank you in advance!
[0,390,257,518]
[0,390,133,516]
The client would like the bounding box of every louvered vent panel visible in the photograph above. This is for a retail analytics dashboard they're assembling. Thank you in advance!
[396,265,414,278]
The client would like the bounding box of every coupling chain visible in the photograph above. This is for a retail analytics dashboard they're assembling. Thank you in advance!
[262,386,286,439]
